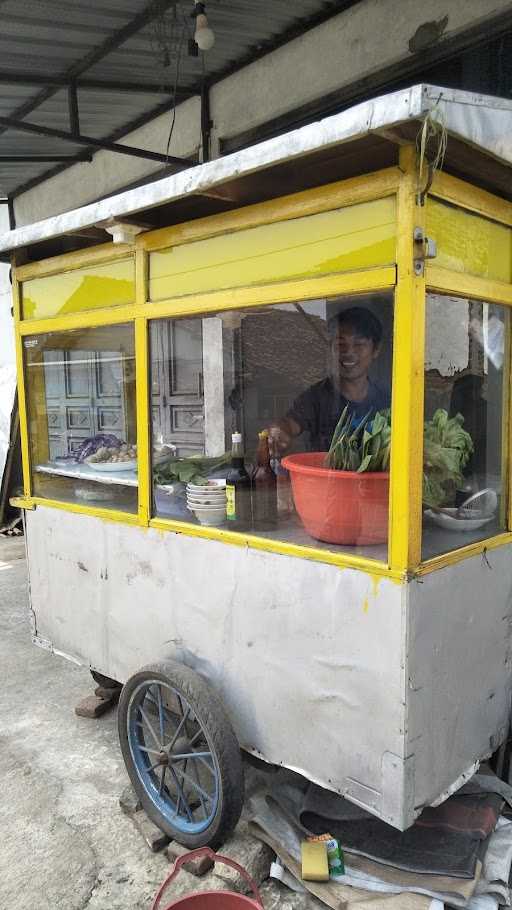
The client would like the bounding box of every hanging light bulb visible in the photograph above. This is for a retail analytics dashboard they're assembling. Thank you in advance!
[194,1,215,51]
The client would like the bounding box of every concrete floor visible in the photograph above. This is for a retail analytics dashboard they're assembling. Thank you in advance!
[0,536,320,910]
[0,535,174,909]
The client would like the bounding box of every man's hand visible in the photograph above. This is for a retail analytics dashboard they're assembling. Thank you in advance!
[268,417,301,454]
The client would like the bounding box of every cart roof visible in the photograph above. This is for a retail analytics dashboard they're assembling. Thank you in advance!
[1,83,511,262]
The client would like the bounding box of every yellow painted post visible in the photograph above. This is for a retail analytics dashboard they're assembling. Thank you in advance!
[389,146,426,573]
[503,309,512,532]
[12,268,32,498]
[135,317,150,526]
[135,246,150,526]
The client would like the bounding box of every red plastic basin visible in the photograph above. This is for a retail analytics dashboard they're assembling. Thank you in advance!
[153,848,263,910]
[162,893,262,909]
[282,452,389,546]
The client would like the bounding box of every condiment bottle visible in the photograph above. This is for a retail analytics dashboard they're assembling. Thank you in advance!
[268,433,294,518]
[252,430,278,531]
[226,432,251,530]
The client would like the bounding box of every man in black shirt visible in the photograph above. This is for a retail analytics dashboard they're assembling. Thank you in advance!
[270,307,390,452]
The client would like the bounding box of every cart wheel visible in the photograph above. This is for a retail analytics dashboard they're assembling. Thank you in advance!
[118,660,243,848]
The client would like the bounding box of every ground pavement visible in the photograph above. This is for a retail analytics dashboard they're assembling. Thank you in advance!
[0,536,320,910]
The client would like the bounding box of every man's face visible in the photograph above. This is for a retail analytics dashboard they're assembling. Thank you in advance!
[330,325,380,382]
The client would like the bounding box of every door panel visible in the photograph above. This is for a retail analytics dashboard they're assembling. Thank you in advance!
[151,319,205,455]
[43,349,127,457]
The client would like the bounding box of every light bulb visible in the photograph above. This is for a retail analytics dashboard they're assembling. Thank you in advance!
[195,12,215,50]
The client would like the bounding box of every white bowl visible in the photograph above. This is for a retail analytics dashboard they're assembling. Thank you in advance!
[187,493,226,505]
[187,486,226,494]
[187,488,226,495]
[190,505,227,526]
[424,508,495,532]
[187,480,226,492]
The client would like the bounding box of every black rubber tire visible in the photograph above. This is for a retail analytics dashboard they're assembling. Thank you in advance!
[118,660,244,848]
[90,669,121,689]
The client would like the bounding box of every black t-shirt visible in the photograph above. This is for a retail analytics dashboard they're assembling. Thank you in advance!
[287,377,390,451]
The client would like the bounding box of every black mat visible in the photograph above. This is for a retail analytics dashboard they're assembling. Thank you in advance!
[296,781,504,878]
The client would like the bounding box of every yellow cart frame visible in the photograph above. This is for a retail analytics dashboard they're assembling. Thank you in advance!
[11,146,512,581]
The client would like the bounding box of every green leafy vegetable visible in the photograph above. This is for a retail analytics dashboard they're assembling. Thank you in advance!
[325,404,474,505]
[326,407,391,472]
[153,453,230,486]
[422,409,473,508]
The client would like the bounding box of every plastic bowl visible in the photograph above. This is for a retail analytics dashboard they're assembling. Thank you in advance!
[187,489,226,499]
[187,480,226,492]
[190,505,226,526]
[282,452,389,546]
[424,509,495,532]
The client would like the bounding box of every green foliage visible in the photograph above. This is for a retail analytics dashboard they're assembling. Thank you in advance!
[325,406,474,504]
[153,453,230,486]
[422,409,474,508]
[326,407,391,473]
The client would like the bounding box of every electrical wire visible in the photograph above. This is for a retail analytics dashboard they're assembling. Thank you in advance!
[164,1,211,164]
[165,8,187,164]
[179,1,207,159]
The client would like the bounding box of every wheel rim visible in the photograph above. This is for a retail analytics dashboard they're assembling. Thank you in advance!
[127,679,220,835]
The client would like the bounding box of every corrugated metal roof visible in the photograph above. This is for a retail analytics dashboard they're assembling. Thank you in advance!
[1,85,511,261]
[0,0,356,200]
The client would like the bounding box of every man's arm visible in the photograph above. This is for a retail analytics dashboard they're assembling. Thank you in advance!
[267,384,319,452]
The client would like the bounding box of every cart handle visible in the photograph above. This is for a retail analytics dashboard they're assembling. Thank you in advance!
[152,846,264,910]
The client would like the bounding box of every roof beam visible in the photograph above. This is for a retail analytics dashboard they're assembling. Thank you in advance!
[10,92,196,198]
[0,155,93,162]
[0,116,192,167]
[0,71,190,97]
[0,0,182,134]
[5,1,361,200]
[68,83,80,137]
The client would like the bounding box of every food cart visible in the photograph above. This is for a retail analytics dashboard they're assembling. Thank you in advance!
[3,84,512,848]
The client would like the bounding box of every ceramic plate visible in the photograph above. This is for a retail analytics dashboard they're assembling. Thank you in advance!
[87,459,137,472]
[87,453,170,472]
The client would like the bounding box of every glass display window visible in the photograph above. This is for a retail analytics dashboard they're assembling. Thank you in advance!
[149,291,394,562]
[24,323,138,513]
[422,294,508,560]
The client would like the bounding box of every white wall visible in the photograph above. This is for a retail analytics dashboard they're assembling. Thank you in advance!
[0,205,16,481]
[12,0,512,226]
[425,294,469,376]
[210,0,509,142]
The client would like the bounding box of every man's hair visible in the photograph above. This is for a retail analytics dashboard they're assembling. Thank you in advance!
[328,307,383,346]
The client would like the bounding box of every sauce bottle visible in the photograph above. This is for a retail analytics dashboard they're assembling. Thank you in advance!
[252,430,278,531]
[268,432,294,518]
[226,432,251,530]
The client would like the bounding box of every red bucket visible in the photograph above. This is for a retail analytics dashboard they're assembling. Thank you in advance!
[282,452,389,545]
[152,847,263,910]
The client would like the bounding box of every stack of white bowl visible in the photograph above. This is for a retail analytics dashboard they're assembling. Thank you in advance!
[186,480,227,526]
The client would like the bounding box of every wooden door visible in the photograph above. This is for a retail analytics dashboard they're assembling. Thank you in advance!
[151,319,205,457]
[44,349,127,459]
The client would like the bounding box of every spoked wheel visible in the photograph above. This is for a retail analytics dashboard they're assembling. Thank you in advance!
[118,661,243,848]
